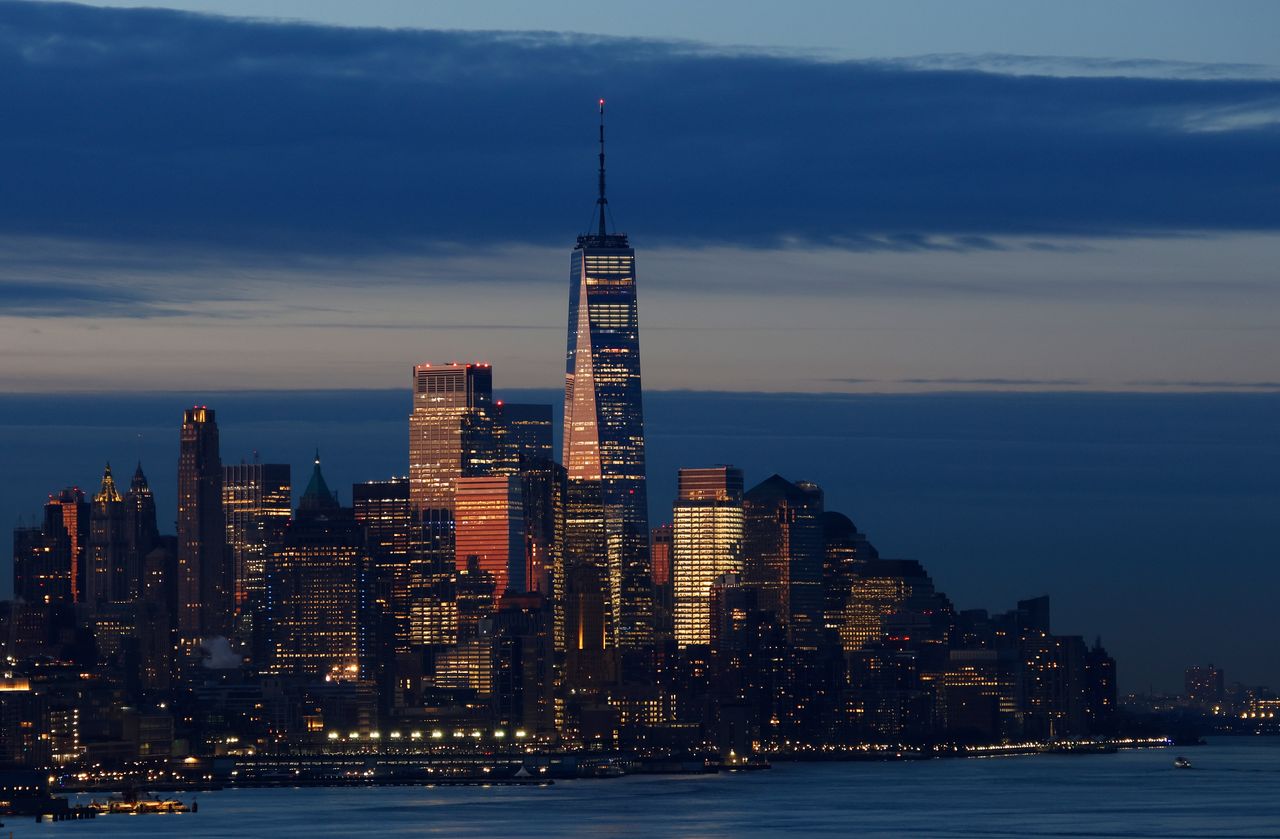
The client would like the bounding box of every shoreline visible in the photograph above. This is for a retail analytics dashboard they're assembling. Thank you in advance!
[53,737,1173,795]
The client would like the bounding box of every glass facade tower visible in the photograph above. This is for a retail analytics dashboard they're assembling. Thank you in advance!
[562,102,653,656]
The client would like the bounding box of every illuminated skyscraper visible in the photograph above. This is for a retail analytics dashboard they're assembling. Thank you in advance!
[86,463,129,607]
[562,101,652,656]
[352,477,418,649]
[222,461,292,611]
[177,406,231,645]
[264,456,373,680]
[454,475,525,605]
[672,467,744,649]
[408,363,495,513]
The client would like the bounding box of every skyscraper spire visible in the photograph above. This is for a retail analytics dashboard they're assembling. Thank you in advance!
[131,461,150,493]
[95,462,122,504]
[597,98,608,237]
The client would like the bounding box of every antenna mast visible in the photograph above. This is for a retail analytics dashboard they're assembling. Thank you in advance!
[597,98,607,237]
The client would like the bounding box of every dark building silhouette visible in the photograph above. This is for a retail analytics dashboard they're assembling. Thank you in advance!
[820,511,878,636]
[742,475,825,650]
[519,460,565,604]
[1185,664,1225,707]
[1085,639,1118,733]
[491,592,557,736]
[176,406,231,646]
[124,463,160,601]
[353,477,418,652]
[494,402,554,474]
[650,523,674,641]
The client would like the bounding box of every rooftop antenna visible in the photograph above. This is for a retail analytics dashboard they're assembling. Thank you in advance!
[597,98,607,237]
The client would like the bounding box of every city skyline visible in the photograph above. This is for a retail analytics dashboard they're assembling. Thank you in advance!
[2,4,1277,828]
[1,1,1277,701]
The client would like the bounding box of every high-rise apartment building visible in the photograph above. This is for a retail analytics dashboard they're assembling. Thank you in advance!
[222,461,292,611]
[672,467,744,648]
[408,363,495,514]
[742,475,825,651]
[177,406,231,645]
[1185,664,1225,707]
[454,475,525,605]
[562,102,652,656]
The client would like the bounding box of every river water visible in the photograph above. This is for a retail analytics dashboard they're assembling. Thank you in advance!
[28,738,1280,837]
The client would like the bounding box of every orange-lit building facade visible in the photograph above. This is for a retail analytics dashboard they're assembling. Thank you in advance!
[454,476,525,606]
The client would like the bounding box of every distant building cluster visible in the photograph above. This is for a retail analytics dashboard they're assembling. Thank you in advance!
[3,113,1121,773]
[1120,664,1277,736]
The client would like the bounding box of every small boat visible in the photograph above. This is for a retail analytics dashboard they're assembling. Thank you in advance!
[1173,756,1192,769]
[88,790,190,815]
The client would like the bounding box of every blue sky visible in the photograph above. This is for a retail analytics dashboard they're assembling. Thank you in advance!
[1,0,1279,393]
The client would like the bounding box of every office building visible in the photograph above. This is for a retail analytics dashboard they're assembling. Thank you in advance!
[264,457,372,680]
[124,463,160,601]
[352,477,419,647]
[454,475,525,605]
[493,402,554,474]
[86,464,129,607]
[562,101,653,655]
[177,406,231,644]
[223,461,292,612]
[672,467,744,648]
[408,362,495,514]
[742,475,824,650]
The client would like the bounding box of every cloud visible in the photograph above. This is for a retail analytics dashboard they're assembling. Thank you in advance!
[821,377,1089,388]
[0,2,1279,258]
[0,278,182,317]
[1125,379,1280,390]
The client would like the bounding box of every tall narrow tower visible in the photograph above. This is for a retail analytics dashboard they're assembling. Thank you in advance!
[177,406,231,646]
[562,100,653,659]
[86,463,129,607]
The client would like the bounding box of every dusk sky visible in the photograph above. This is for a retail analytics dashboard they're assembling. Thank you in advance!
[2,1,1279,691]
[2,0,1280,393]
